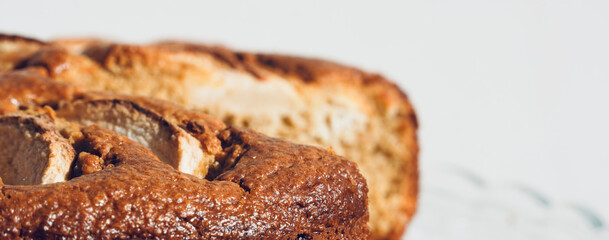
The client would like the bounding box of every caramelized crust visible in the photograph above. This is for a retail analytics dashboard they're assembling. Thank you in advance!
[0,69,82,114]
[0,34,416,239]
[0,125,368,239]
[0,68,369,239]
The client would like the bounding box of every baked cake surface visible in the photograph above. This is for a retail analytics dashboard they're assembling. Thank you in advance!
[0,34,419,239]
[0,68,369,239]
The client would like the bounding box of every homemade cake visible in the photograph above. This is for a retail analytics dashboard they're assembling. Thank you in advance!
[0,34,419,239]
[0,69,369,239]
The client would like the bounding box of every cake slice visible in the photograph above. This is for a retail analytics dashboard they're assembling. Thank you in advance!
[0,34,419,239]
[0,70,369,239]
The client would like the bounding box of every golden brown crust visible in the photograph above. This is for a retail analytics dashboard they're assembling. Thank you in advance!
[0,69,83,114]
[0,34,45,45]
[0,34,417,239]
[1,124,369,239]
[0,68,369,239]
[0,34,47,72]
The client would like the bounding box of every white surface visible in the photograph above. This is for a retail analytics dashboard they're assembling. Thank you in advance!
[2,0,608,237]
[406,165,609,239]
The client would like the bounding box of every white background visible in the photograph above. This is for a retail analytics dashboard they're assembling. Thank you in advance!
[2,0,608,234]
